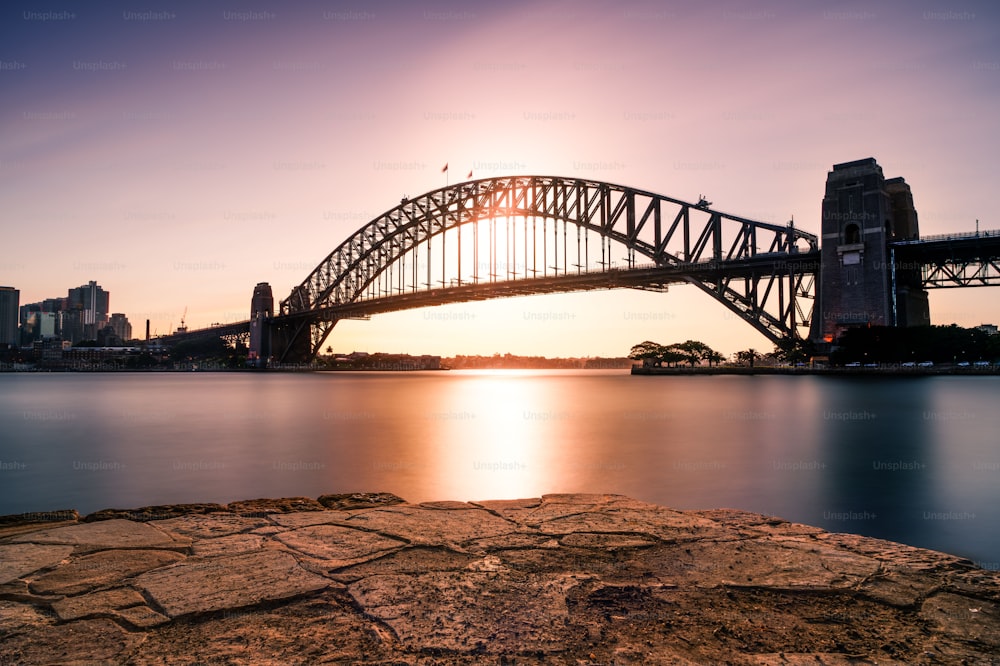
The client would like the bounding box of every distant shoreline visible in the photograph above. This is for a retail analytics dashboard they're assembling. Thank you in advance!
[3,365,996,376]
[631,365,1000,377]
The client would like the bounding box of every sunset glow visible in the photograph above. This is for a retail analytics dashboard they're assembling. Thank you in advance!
[3,0,999,357]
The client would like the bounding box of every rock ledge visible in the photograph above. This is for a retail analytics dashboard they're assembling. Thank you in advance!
[1,493,998,664]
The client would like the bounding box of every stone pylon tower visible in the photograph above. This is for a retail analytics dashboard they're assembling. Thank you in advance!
[248,282,273,366]
[814,158,930,344]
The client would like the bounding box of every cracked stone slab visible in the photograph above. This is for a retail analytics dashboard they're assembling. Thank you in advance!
[534,506,722,540]
[114,604,171,629]
[154,513,270,540]
[816,532,973,573]
[692,508,828,538]
[419,500,475,509]
[226,496,326,514]
[4,494,1000,664]
[268,510,351,529]
[274,524,406,567]
[857,571,938,608]
[0,599,54,635]
[30,548,186,595]
[0,543,74,584]
[8,519,190,551]
[683,538,880,589]
[0,579,63,606]
[921,592,1000,646]
[536,539,880,590]
[135,550,331,617]
[317,492,406,510]
[0,509,79,528]
[947,568,1000,602]
[0,617,143,664]
[251,525,284,536]
[83,503,226,522]
[347,571,580,653]
[128,595,395,664]
[464,532,561,553]
[191,533,265,558]
[52,586,146,621]
[513,494,625,525]
[342,505,518,545]
[469,497,546,526]
[560,532,660,549]
[744,654,907,665]
[332,546,478,582]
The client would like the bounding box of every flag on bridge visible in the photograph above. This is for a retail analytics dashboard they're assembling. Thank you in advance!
[467,169,473,179]
[441,163,448,173]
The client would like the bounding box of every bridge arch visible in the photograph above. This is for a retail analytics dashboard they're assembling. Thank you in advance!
[274,176,819,362]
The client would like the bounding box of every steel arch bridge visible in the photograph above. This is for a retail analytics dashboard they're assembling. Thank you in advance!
[268,176,819,363]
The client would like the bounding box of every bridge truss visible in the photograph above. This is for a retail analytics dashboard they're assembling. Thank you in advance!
[891,230,1000,289]
[273,176,819,362]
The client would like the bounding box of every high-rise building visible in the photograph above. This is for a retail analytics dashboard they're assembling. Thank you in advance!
[0,286,19,347]
[108,313,133,341]
[22,311,58,339]
[17,282,119,345]
[67,281,110,341]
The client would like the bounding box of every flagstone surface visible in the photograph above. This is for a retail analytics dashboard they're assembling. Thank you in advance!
[1,492,998,664]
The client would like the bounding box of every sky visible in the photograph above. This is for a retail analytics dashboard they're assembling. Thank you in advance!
[2,0,999,358]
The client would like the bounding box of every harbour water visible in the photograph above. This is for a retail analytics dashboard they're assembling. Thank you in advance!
[1,370,998,566]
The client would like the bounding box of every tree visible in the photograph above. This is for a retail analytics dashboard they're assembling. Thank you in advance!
[773,338,815,365]
[629,339,723,368]
[673,340,710,367]
[660,347,688,367]
[735,348,759,367]
[628,341,665,367]
[704,349,726,367]
[830,324,995,365]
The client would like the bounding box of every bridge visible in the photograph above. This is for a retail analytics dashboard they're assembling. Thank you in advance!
[158,159,1000,364]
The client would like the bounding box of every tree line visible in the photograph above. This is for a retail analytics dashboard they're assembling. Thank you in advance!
[629,338,817,368]
[628,340,727,367]
[629,324,998,369]
[830,324,999,365]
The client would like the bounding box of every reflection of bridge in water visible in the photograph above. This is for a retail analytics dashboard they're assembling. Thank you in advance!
[160,159,1000,364]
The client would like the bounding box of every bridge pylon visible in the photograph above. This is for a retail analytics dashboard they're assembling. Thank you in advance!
[248,282,273,367]
[814,158,930,344]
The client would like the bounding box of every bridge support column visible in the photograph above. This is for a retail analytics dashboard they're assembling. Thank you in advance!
[248,282,273,367]
[814,158,930,344]
[269,320,314,365]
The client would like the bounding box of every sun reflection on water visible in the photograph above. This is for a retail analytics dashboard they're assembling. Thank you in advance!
[427,370,556,501]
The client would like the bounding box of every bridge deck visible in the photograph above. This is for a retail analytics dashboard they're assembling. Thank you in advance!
[892,231,1000,288]
[277,252,821,323]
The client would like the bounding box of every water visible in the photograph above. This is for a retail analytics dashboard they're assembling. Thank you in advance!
[1,370,998,566]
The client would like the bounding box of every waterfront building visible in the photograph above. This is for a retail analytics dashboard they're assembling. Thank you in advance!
[68,281,110,341]
[108,313,133,341]
[20,281,115,344]
[22,311,59,340]
[0,286,18,347]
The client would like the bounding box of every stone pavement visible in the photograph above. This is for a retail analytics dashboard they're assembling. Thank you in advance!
[1,492,999,664]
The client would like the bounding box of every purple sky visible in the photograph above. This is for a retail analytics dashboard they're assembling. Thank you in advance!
[3,0,999,356]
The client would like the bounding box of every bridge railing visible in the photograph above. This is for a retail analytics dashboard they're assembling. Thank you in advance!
[891,229,1000,244]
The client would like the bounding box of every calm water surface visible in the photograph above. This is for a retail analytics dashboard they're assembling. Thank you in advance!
[1,370,998,565]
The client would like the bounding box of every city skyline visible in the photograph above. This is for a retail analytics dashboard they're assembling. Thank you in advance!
[3,0,1000,356]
